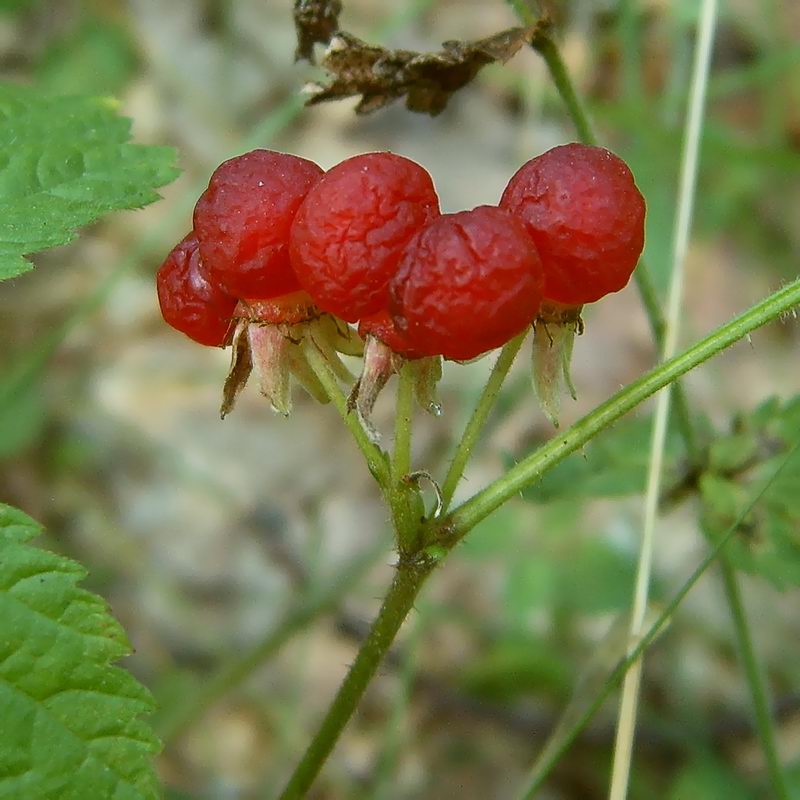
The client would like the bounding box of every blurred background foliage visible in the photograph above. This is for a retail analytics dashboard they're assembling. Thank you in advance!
[1,1,799,798]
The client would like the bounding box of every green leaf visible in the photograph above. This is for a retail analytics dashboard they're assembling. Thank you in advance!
[0,82,179,281]
[0,503,160,799]
[700,397,800,589]
[520,414,683,502]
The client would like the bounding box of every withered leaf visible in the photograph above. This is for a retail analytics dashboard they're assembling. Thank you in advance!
[305,22,549,116]
[294,0,343,62]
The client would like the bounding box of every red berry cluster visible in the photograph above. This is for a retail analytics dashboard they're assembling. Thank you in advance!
[157,144,645,420]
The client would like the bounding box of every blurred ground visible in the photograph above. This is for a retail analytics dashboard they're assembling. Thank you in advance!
[1,1,800,798]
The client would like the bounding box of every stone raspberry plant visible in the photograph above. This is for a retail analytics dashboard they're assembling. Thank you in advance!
[4,7,795,800]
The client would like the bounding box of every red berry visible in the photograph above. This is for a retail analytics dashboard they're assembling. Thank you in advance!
[290,152,440,323]
[157,233,237,346]
[389,206,544,361]
[499,143,646,306]
[193,149,324,300]
[358,309,427,360]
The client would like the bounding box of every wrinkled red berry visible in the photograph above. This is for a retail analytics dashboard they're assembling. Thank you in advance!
[389,206,544,361]
[156,233,237,346]
[193,149,324,300]
[500,143,645,306]
[290,152,440,323]
[358,309,426,360]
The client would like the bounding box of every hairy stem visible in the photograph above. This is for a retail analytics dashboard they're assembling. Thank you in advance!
[278,556,436,799]
[718,555,791,800]
[440,332,527,511]
[443,278,800,540]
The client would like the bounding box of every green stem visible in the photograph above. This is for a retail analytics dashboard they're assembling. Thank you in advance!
[718,555,790,800]
[443,278,800,540]
[303,338,391,489]
[440,332,527,511]
[278,556,436,800]
[392,364,414,483]
[517,441,798,798]
[531,33,597,146]
[158,538,388,744]
[391,363,417,547]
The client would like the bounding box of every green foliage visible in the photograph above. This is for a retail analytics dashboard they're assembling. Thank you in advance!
[460,636,570,701]
[36,17,138,97]
[700,397,800,589]
[0,503,160,799]
[519,414,682,502]
[0,82,178,281]
[667,758,753,800]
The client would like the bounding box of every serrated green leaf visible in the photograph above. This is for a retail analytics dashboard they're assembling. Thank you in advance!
[520,414,683,502]
[0,83,179,281]
[0,503,160,799]
[699,397,800,589]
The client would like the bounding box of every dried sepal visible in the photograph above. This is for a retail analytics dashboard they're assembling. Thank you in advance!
[531,302,583,427]
[293,0,342,62]
[348,334,395,444]
[307,20,550,116]
[220,318,253,418]
[249,323,294,416]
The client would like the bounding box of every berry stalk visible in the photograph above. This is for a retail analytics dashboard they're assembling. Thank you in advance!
[440,331,528,512]
[301,337,391,489]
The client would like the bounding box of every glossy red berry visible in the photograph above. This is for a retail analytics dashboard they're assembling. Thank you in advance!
[358,309,426,360]
[193,149,324,300]
[290,152,440,323]
[156,233,237,346]
[389,206,544,361]
[499,143,645,306]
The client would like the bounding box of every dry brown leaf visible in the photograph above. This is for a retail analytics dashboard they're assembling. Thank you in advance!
[293,0,343,62]
[305,22,549,115]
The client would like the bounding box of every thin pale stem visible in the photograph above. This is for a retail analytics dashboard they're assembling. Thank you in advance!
[443,278,800,540]
[718,556,791,800]
[610,2,718,795]
[278,556,436,800]
[159,538,388,744]
[516,442,798,798]
[303,338,391,489]
[440,332,527,511]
